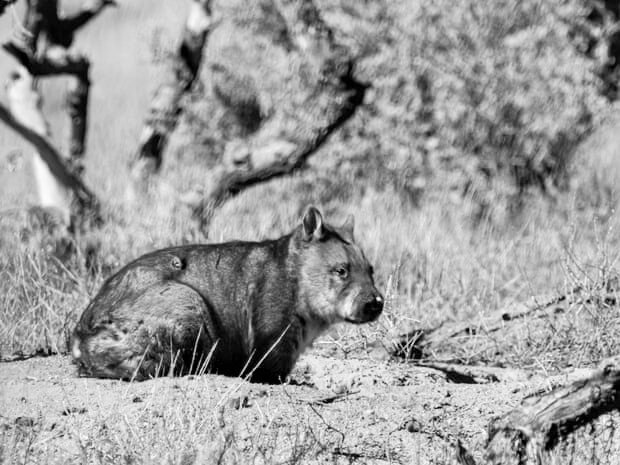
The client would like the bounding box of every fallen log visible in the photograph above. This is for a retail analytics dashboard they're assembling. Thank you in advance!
[485,354,620,464]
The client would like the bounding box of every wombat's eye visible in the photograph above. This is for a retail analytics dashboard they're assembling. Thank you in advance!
[332,264,349,279]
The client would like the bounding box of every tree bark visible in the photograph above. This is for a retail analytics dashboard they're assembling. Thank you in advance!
[11,0,115,53]
[1,67,100,223]
[2,41,89,78]
[66,68,90,170]
[485,355,620,465]
[3,42,91,173]
[0,0,17,16]
[132,0,215,179]
[203,74,365,207]
[195,0,368,228]
[1,0,110,224]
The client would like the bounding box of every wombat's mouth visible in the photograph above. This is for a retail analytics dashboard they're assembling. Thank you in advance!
[344,315,380,324]
[345,300,383,324]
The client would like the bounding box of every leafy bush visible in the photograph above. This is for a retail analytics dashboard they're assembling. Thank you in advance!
[409,0,605,212]
[327,0,606,216]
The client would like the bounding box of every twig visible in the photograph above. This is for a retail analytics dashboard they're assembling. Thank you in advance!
[297,390,360,405]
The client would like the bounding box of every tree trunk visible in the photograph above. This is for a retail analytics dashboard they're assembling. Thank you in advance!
[132,0,214,179]
[0,0,17,16]
[195,0,368,229]
[66,69,90,173]
[1,67,99,224]
[1,0,110,225]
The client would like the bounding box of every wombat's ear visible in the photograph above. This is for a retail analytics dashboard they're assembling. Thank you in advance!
[302,206,325,241]
[341,214,355,241]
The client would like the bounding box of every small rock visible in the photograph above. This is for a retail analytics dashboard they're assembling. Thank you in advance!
[406,419,422,433]
[61,407,87,416]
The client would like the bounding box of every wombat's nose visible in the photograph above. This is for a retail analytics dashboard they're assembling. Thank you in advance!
[363,294,384,321]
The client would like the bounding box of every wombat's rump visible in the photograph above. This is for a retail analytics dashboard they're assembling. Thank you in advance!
[72,207,383,383]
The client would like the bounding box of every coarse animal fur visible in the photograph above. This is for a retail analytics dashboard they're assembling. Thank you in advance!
[72,207,383,383]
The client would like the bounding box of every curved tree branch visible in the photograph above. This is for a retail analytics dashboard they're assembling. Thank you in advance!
[2,42,90,78]
[0,88,100,220]
[195,0,369,229]
[206,71,367,207]
[0,0,17,16]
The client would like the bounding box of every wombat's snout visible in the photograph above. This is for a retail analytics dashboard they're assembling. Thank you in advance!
[361,293,384,322]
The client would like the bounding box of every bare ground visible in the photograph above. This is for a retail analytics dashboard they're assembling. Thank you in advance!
[0,346,591,464]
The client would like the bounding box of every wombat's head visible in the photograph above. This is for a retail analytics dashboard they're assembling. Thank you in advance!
[295,207,383,325]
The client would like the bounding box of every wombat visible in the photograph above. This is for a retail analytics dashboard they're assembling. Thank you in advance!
[72,207,383,383]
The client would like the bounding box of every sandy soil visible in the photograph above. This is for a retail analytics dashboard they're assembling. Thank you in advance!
[0,348,581,464]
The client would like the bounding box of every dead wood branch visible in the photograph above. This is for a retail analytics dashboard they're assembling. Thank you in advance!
[412,361,530,384]
[0,347,57,363]
[2,42,89,79]
[0,69,100,221]
[391,286,620,362]
[297,390,360,405]
[195,0,368,227]
[485,355,620,464]
[55,0,117,40]
[203,70,366,206]
[12,0,115,53]
[4,42,91,171]
[133,0,215,178]
[0,0,17,16]
[1,0,109,223]
[390,292,572,360]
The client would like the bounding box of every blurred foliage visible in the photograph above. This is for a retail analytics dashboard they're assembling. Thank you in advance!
[170,0,611,220]
[413,0,604,213]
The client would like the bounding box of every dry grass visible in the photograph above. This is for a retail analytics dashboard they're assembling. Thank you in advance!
[0,377,339,464]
